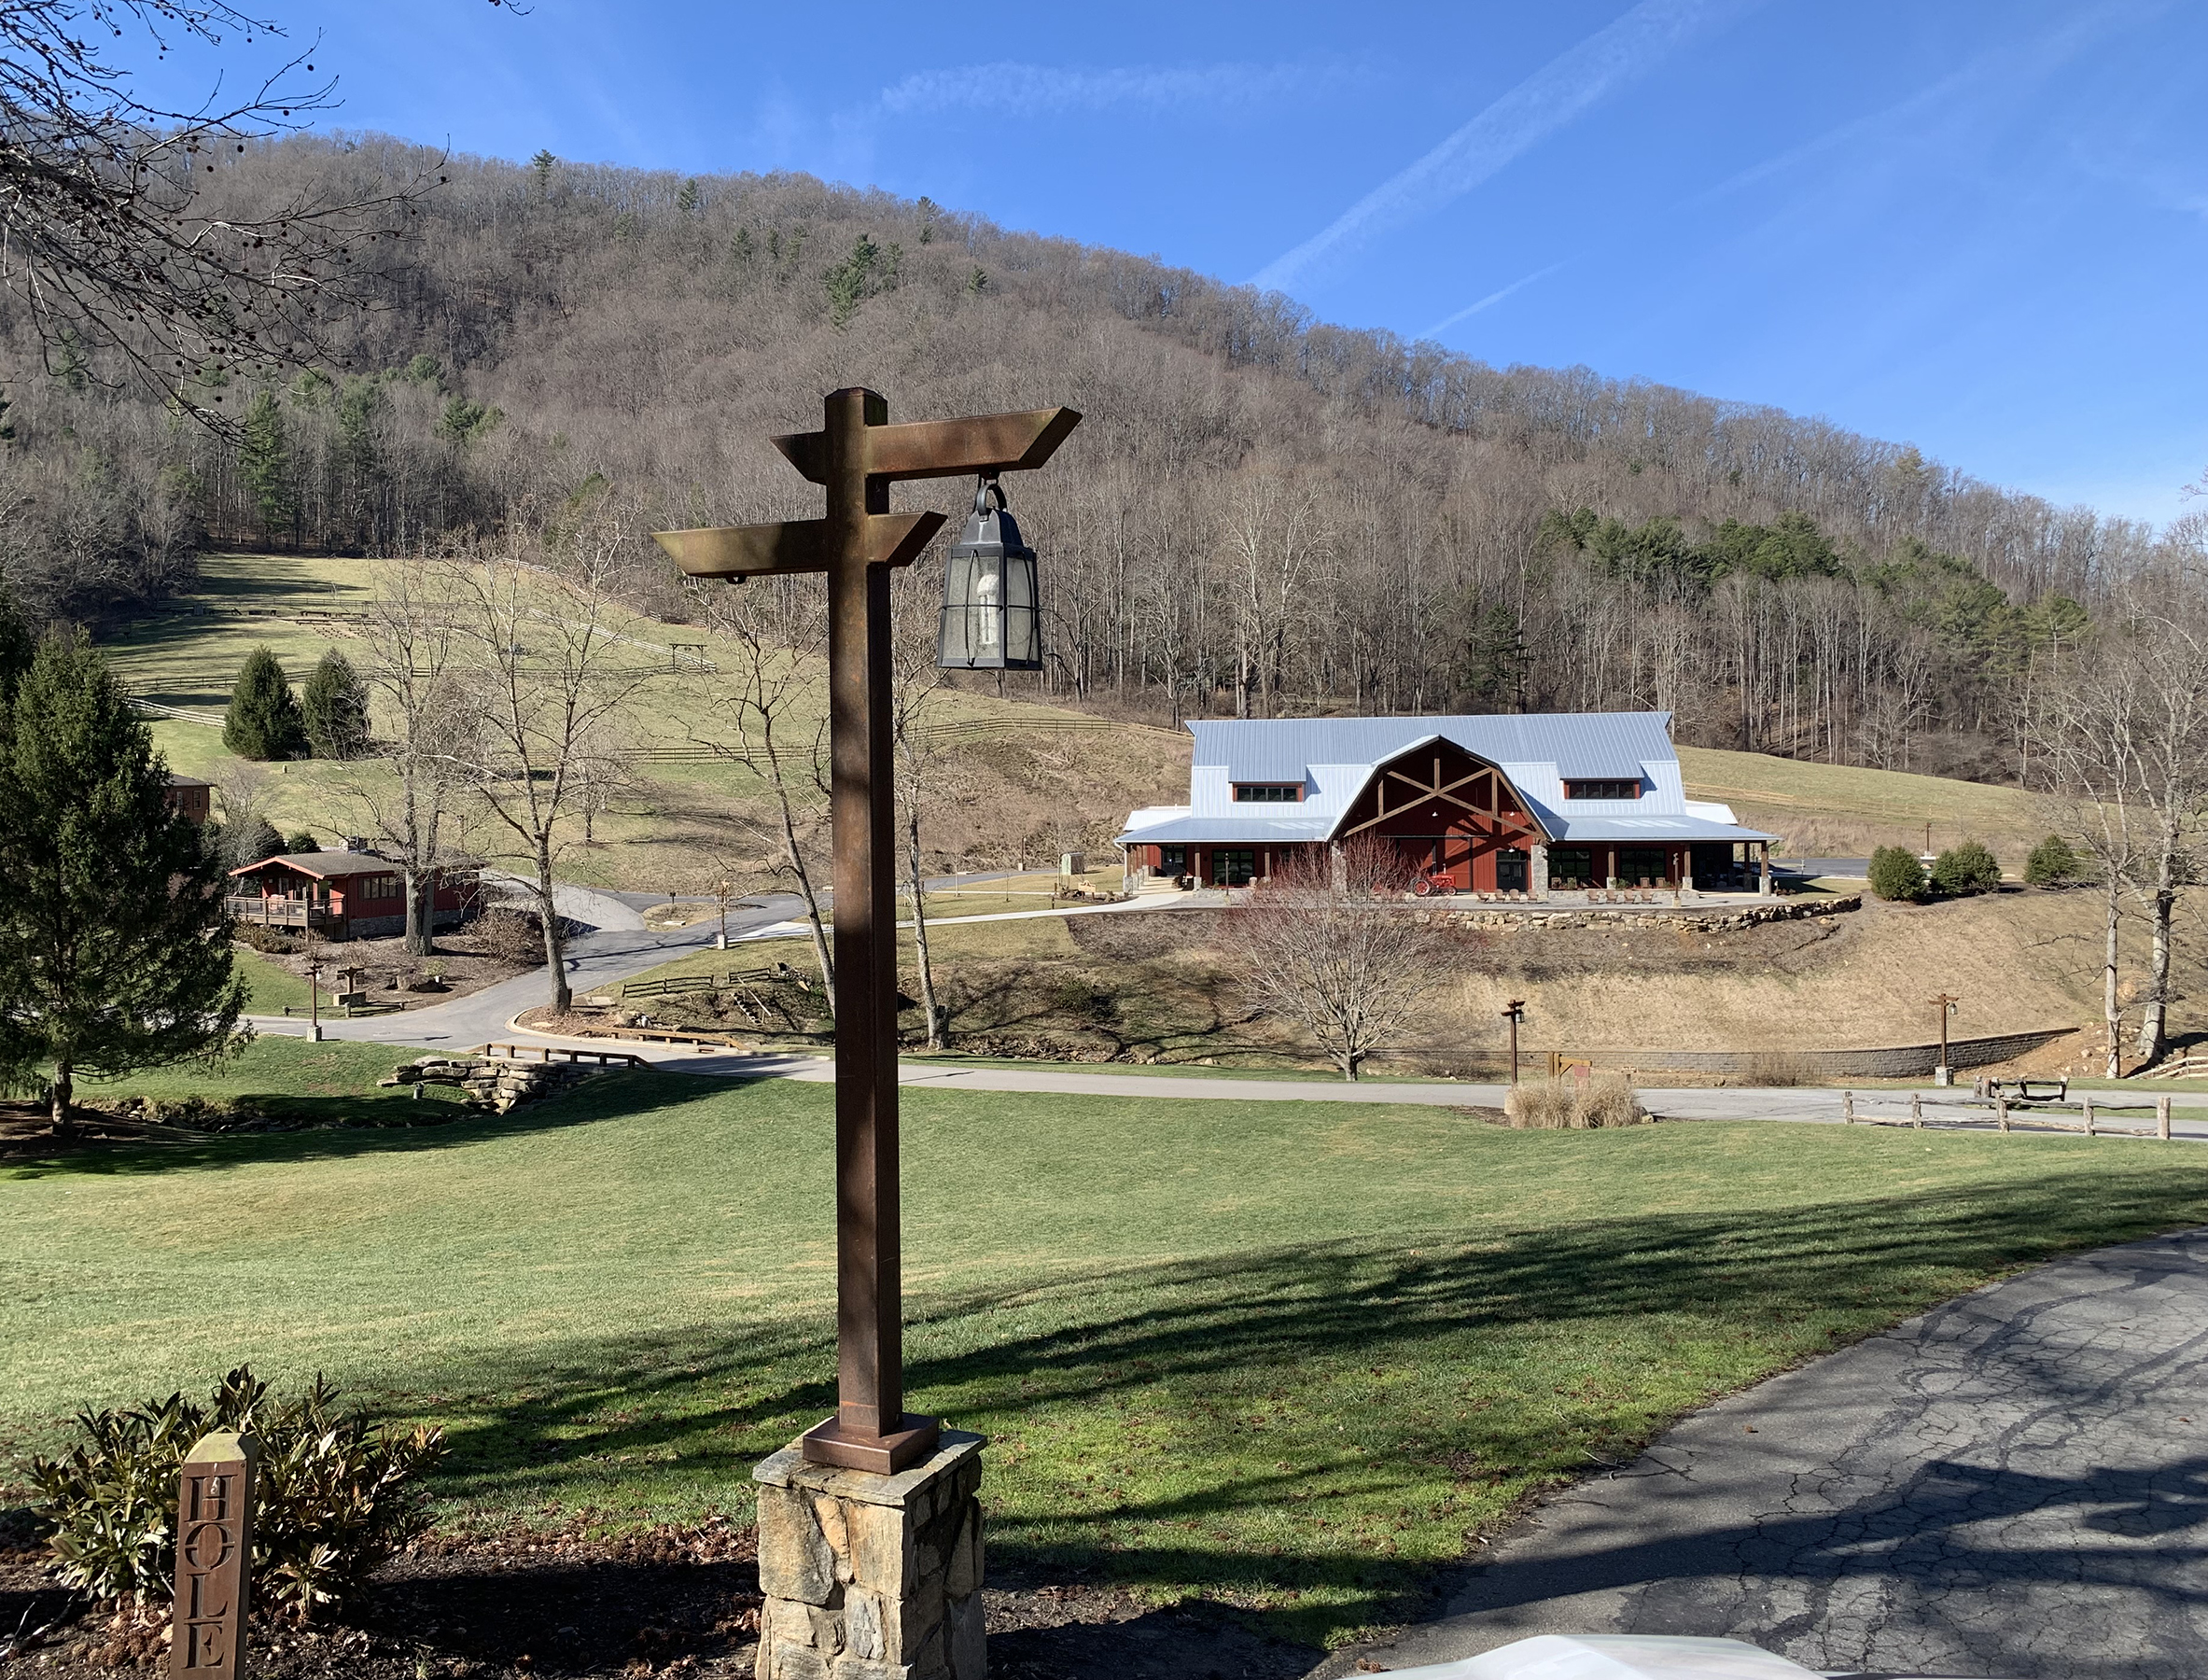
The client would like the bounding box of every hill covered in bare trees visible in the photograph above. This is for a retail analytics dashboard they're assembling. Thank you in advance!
[2,133,2189,780]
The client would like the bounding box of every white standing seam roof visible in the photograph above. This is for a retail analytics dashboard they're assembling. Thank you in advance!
[1113,713,1777,847]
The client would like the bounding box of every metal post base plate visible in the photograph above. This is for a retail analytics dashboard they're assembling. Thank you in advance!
[801,1414,943,1474]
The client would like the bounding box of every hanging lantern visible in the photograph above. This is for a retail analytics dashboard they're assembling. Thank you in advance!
[938,474,1041,670]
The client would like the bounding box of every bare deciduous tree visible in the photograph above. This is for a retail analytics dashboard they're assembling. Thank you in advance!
[347,553,474,955]
[690,578,836,1008]
[1217,835,1448,1081]
[2028,639,2150,1076]
[890,572,949,1049]
[448,504,656,1014]
[2108,602,2208,1064]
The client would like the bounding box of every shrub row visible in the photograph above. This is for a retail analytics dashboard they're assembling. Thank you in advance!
[1868,834,2079,903]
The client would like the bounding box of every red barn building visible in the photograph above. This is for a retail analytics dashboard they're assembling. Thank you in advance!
[1117,712,1777,896]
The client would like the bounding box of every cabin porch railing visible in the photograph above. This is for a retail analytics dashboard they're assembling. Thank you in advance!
[224,896,340,929]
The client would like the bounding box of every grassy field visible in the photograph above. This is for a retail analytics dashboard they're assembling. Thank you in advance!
[232,946,313,1014]
[8,1041,2208,1644]
[1679,745,2048,861]
[102,553,1186,890]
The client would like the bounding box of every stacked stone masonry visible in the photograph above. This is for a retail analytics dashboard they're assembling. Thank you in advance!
[378,1056,598,1113]
[1438,893,1864,931]
[1572,1027,2078,1079]
[755,1432,986,1680]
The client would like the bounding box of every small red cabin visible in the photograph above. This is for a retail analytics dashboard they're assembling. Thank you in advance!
[164,774,212,822]
[226,849,480,941]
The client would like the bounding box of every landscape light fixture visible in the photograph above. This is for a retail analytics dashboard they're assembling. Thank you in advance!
[938,474,1042,670]
[652,388,1080,1473]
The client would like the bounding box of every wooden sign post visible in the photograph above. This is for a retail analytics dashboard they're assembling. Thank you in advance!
[655,388,1079,1474]
[170,1432,258,1678]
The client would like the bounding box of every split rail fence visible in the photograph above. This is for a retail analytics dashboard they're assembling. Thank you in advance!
[1841,1088,2187,1141]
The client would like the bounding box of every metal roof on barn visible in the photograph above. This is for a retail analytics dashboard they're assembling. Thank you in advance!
[1116,710,1776,847]
[1187,712,1672,781]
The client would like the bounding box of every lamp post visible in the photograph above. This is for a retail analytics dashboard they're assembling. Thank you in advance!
[1931,992,1959,1085]
[1502,999,1526,1085]
[654,388,1079,1474]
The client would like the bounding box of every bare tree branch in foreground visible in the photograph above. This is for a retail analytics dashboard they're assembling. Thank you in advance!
[0,0,459,420]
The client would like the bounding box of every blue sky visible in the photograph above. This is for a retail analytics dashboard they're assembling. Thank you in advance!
[123,1,2207,525]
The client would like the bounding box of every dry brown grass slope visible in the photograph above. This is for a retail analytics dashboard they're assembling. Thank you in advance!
[1443,889,2139,1060]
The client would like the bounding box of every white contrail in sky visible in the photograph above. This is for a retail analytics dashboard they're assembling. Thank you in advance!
[1422,261,1571,338]
[878,61,1329,118]
[1251,0,1762,295]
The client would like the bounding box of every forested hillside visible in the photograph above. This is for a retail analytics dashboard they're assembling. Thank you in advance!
[0,133,2185,779]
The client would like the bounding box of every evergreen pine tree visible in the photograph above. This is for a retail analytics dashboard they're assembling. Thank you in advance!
[1867,845,1929,903]
[0,635,244,1133]
[223,647,307,760]
[301,648,370,760]
[238,388,294,540]
[0,586,34,695]
[2024,833,2078,887]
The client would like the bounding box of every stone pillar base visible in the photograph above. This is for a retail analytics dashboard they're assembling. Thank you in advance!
[755,1428,985,1680]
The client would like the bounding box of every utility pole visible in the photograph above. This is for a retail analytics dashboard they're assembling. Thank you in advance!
[655,389,1078,1474]
[1930,992,1959,1085]
[1501,999,1525,1085]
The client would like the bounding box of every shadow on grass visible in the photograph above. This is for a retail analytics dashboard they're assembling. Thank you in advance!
[4,1071,730,1179]
[400,1170,2208,1644]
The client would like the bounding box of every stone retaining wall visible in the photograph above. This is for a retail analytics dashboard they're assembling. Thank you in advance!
[1442,894,1863,931]
[1558,1027,2079,1079]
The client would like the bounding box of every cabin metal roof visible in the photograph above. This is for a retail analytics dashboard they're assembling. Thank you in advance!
[228,850,398,880]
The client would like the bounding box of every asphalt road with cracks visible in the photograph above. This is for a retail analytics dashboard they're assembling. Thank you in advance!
[1335,1226,2208,1680]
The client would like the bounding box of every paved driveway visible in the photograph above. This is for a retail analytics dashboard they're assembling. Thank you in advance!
[1347,1226,2208,1680]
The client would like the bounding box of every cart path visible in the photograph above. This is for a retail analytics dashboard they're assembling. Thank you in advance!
[1326,1225,2208,1680]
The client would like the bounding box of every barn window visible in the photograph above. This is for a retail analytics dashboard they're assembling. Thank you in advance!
[1232,783,1304,803]
[1563,778,1641,801]
[1548,847,1595,888]
[1210,849,1258,886]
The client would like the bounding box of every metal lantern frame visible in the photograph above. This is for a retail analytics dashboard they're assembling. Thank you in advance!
[938,473,1042,671]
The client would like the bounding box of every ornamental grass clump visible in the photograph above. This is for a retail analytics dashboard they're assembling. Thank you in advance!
[27,1365,444,1621]
[1503,1072,1651,1129]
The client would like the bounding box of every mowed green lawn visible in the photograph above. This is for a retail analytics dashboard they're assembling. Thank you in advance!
[7,1044,2208,1645]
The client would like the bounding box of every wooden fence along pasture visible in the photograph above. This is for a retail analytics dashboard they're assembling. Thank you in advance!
[1842,1089,2180,1141]
[620,964,786,1001]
